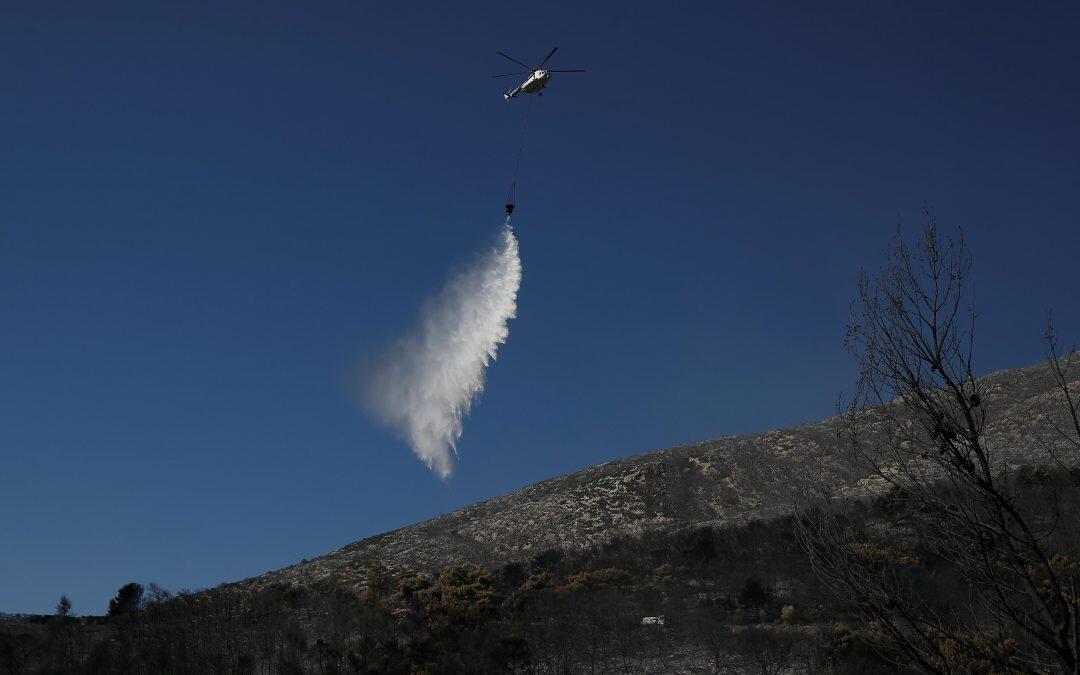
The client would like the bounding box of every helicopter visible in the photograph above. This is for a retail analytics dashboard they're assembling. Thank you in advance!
[493,47,585,101]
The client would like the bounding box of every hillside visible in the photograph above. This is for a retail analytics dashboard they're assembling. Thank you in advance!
[246,360,1077,592]
[10,360,1078,674]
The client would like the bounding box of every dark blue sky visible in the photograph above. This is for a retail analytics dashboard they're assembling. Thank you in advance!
[2,1,1078,614]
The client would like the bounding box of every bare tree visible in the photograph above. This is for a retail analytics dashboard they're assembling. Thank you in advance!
[1036,317,1080,479]
[796,210,1080,674]
[144,582,172,605]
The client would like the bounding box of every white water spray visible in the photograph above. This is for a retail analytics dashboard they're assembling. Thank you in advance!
[364,223,522,479]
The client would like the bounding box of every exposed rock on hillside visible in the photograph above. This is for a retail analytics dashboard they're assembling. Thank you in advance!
[244,362,1078,592]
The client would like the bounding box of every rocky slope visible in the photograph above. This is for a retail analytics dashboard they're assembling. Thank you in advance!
[243,361,1078,592]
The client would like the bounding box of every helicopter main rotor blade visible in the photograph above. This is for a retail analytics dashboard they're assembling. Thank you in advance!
[492,72,529,78]
[537,47,558,68]
[496,51,532,70]
[546,69,585,73]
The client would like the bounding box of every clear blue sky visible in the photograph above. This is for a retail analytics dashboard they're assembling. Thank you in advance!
[2,1,1078,615]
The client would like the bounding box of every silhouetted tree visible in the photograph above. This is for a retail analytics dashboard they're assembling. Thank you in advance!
[530,548,563,574]
[739,578,770,610]
[55,594,72,617]
[107,582,145,616]
[145,582,172,605]
[797,212,1080,672]
[686,527,717,562]
[500,562,527,590]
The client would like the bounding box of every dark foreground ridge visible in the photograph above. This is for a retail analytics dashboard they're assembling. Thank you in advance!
[243,360,1075,594]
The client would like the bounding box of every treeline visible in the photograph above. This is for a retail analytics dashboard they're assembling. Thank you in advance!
[2,494,942,674]
[5,467,1078,673]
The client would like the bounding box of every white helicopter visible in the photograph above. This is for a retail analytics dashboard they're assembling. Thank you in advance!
[493,47,585,101]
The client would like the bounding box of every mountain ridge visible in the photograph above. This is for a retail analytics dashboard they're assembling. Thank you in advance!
[240,360,1078,593]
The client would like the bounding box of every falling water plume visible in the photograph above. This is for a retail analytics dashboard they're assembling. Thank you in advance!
[364,222,521,479]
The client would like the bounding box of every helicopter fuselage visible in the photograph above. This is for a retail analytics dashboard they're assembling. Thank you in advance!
[504,70,550,101]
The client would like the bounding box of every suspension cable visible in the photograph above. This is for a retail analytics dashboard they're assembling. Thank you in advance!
[506,95,535,212]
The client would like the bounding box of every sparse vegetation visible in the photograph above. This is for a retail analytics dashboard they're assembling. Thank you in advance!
[3,474,1077,673]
